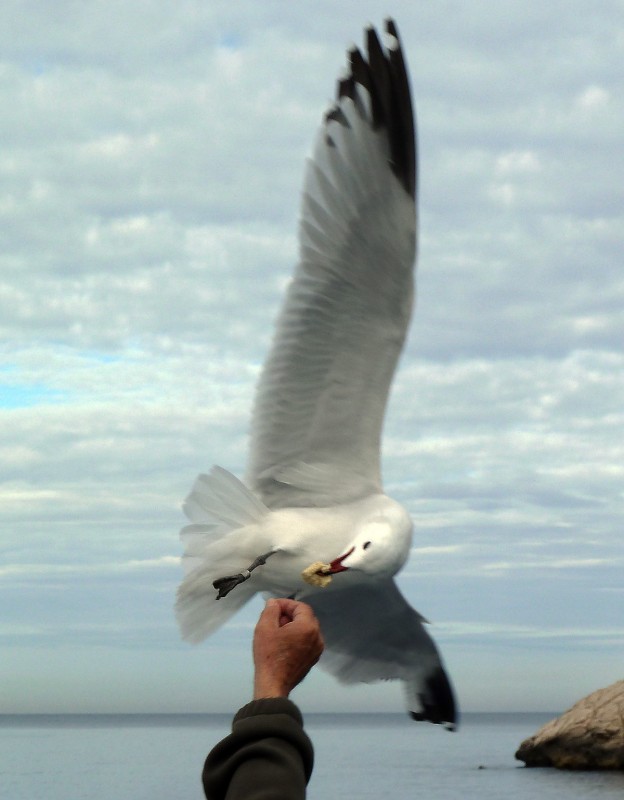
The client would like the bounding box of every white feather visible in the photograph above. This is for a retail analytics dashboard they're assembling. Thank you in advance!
[175,21,457,728]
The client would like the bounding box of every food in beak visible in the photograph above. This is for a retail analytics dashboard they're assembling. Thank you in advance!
[301,546,355,587]
[301,561,333,587]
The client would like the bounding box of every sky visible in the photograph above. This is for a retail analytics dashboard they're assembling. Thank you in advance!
[1,0,622,717]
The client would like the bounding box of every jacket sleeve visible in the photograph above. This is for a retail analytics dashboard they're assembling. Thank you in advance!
[202,697,315,800]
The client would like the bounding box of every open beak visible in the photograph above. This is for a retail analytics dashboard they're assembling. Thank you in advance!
[325,547,354,574]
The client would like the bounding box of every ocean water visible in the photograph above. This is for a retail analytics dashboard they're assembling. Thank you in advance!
[1,712,623,799]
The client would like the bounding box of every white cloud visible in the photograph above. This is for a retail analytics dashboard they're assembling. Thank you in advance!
[481,557,619,573]
[437,620,624,643]
[0,557,179,581]
[1,0,622,713]
[495,151,540,175]
[575,85,610,109]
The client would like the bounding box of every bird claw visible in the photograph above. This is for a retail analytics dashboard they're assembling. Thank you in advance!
[212,551,275,599]
[213,574,247,599]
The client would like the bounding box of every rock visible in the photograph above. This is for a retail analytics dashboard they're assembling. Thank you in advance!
[515,680,624,770]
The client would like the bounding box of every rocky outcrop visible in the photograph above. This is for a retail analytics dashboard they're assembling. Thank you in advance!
[515,680,624,770]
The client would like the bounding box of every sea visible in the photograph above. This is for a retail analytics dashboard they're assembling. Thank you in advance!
[1,712,623,799]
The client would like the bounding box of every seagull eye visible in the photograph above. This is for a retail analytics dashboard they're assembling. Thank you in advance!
[362,541,372,550]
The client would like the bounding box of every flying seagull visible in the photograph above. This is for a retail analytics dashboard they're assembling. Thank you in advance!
[176,19,457,730]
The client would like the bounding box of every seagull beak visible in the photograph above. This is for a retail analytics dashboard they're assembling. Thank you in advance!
[326,547,355,574]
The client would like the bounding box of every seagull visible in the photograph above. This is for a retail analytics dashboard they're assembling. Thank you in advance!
[176,19,457,730]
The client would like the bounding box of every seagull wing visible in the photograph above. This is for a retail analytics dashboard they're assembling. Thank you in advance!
[247,20,417,508]
[305,579,457,728]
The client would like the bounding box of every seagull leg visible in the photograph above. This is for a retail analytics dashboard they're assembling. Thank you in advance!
[213,551,276,599]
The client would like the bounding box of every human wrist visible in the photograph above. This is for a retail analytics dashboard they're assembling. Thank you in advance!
[253,674,289,699]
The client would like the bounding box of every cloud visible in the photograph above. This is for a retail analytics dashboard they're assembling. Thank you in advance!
[0,556,179,581]
[1,0,622,712]
[480,557,621,573]
[436,620,624,646]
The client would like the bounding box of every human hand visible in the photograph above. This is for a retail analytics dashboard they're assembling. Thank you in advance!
[252,598,324,700]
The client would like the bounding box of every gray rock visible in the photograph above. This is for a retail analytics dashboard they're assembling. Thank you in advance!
[515,680,624,770]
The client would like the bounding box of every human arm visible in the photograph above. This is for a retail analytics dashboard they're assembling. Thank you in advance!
[202,599,324,800]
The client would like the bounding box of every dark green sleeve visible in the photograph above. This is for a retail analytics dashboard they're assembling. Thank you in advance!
[202,698,315,800]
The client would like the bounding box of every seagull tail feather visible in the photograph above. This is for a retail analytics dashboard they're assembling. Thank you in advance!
[175,466,269,642]
[181,465,269,534]
[175,559,257,643]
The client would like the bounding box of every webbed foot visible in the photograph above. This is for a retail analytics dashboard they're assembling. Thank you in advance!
[212,550,277,600]
[213,572,249,599]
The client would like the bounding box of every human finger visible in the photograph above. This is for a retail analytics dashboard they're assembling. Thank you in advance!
[271,598,318,621]
[287,600,320,627]
[271,597,299,616]
[269,598,302,627]
[255,598,281,633]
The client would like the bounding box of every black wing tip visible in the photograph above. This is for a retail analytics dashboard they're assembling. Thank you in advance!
[384,18,400,39]
[410,666,459,731]
[410,711,457,732]
[331,19,416,199]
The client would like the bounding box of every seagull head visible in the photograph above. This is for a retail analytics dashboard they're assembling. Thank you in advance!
[325,518,411,578]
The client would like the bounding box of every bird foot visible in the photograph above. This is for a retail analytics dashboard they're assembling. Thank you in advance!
[213,571,250,599]
[212,551,276,599]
